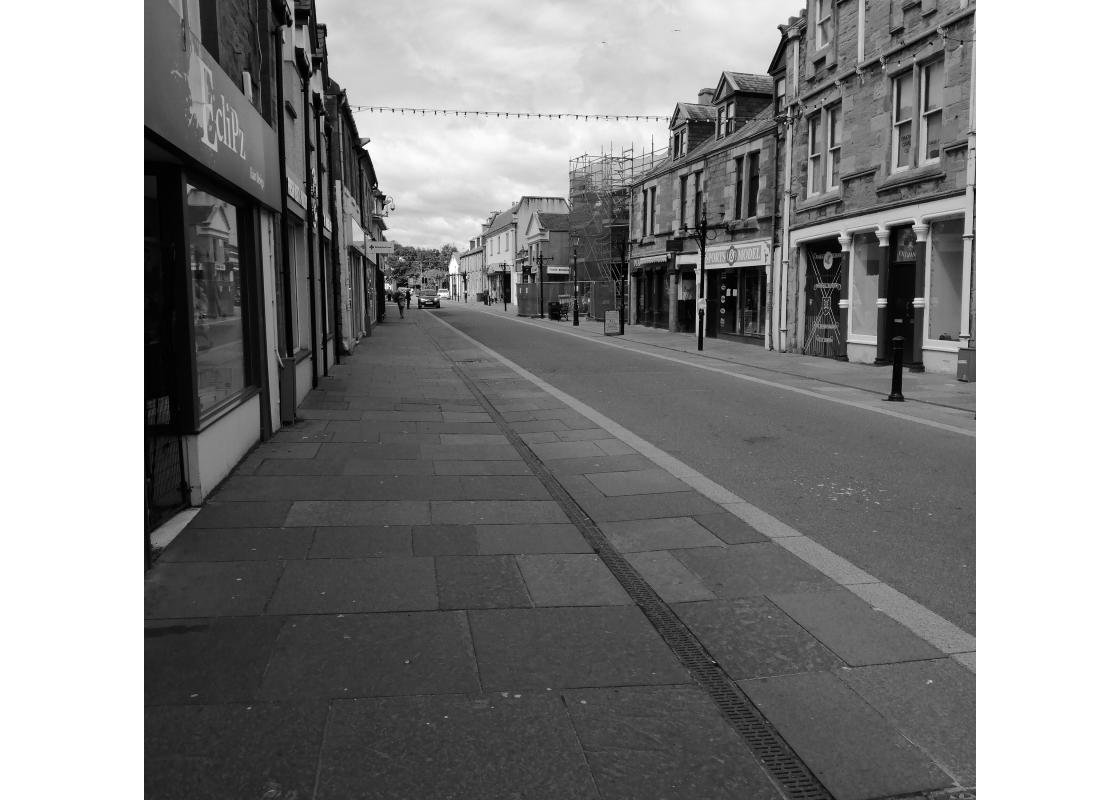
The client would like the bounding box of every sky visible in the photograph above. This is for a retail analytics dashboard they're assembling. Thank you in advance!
[315,0,803,251]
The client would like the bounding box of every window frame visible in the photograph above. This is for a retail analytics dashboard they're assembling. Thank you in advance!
[679,174,688,229]
[747,151,760,218]
[807,113,823,196]
[825,104,842,191]
[919,59,944,167]
[891,69,915,174]
[815,0,832,50]
[647,186,656,235]
[717,107,726,139]
[693,170,704,228]
[734,156,744,219]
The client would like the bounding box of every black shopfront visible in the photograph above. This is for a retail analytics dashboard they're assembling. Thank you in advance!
[145,1,282,539]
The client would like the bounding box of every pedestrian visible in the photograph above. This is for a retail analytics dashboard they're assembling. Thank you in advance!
[406,288,412,309]
[395,287,406,318]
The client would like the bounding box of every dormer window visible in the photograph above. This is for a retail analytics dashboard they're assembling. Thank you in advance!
[672,130,686,159]
[717,107,726,139]
[724,102,736,136]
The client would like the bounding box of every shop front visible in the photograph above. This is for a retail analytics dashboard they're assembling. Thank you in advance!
[144,0,282,530]
[705,240,771,345]
[789,195,971,374]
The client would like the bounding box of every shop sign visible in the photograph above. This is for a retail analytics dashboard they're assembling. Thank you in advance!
[145,0,280,208]
[894,229,917,262]
[709,240,771,268]
[287,176,308,209]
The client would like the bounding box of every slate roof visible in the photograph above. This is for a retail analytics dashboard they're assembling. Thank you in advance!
[537,212,569,232]
[725,72,774,95]
[675,102,719,123]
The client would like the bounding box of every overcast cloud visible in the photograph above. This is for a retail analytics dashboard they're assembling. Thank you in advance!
[315,0,802,250]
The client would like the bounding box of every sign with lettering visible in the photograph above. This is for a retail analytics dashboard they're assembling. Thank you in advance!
[708,239,771,268]
[894,229,917,262]
[604,310,622,336]
[144,0,280,208]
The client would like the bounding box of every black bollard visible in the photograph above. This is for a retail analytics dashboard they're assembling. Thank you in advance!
[887,336,905,402]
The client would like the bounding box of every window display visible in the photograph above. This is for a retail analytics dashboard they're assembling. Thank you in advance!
[849,232,880,336]
[187,183,247,416]
[927,218,964,342]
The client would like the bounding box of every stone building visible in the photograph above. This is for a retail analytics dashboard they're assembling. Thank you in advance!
[772,0,976,374]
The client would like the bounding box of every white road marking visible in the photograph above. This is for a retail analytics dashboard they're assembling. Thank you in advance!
[458,308,975,437]
[431,313,977,673]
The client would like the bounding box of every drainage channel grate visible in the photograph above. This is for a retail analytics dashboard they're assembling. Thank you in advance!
[429,336,834,800]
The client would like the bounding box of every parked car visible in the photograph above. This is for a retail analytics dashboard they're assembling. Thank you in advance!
[417,289,441,309]
[437,289,450,300]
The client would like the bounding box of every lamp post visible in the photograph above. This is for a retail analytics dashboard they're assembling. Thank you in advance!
[571,235,580,326]
[678,205,725,351]
[502,263,509,311]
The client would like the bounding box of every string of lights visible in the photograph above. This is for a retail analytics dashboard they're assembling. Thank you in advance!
[348,105,670,122]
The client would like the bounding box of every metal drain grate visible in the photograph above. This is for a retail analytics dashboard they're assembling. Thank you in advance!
[428,332,834,800]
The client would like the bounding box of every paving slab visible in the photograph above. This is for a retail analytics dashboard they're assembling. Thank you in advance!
[338,458,436,476]
[439,411,493,422]
[419,443,522,460]
[457,475,552,500]
[469,606,689,690]
[578,491,725,522]
[189,501,293,529]
[540,452,658,476]
[145,561,284,618]
[692,511,770,544]
[585,468,693,496]
[266,557,437,614]
[285,500,431,527]
[672,543,836,598]
[212,475,462,502]
[315,441,422,461]
[837,659,976,787]
[740,671,953,800]
[317,693,599,800]
[157,527,313,562]
[528,440,606,460]
[595,439,638,455]
[768,588,944,666]
[554,428,615,442]
[260,612,480,699]
[432,459,533,476]
[516,553,633,606]
[438,433,509,446]
[520,430,561,444]
[145,701,328,800]
[673,598,843,680]
[145,616,285,705]
[475,523,594,554]
[623,551,717,602]
[431,499,568,525]
[562,685,783,800]
[412,524,479,556]
[436,555,532,609]
[600,516,725,553]
[308,525,413,558]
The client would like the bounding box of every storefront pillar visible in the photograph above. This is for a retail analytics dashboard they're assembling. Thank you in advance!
[668,267,679,332]
[837,232,852,362]
[909,223,929,372]
[874,227,892,365]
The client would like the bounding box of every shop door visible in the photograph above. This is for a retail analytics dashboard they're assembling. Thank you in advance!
[803,246,844,358]
[887,262,916,358]
[677,270,696,333]
[145,172,188,537]
[717,271,737,335]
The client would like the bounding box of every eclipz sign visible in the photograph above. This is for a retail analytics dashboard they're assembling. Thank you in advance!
[196,61,247,159]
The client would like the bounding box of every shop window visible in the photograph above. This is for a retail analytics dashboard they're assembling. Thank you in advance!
[926,218,964,342]
[186,184,248,416]
[849,232,881,336]
[288,221,311,352]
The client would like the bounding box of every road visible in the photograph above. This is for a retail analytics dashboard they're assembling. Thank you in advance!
[431,305,975,635]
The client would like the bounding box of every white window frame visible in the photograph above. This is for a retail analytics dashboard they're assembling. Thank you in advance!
[815,0,832,50]
[825,105,842,191]
[891,70,915,174]
[919,59,944,167]
[807,113,823,196]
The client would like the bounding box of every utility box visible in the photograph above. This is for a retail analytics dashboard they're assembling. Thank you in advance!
[956,347,975,382]
[548,301,562,321]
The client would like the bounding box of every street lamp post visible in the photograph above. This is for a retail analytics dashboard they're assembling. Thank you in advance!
[571,235,580,326]
[502,263,509,312]
[678,205,725,351]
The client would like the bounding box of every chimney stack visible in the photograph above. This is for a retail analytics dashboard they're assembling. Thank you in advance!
[698,88,715,104]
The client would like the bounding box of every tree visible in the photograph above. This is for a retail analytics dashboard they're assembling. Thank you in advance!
[386,241,458,289]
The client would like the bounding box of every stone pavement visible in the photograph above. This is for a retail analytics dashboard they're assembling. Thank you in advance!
[145,307,976,800]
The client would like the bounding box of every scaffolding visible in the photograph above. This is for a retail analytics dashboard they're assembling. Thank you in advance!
[567,142,668,319]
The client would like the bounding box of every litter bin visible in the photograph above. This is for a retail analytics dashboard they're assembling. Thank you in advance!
[956,347,975,382]
[548,301,562,321]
